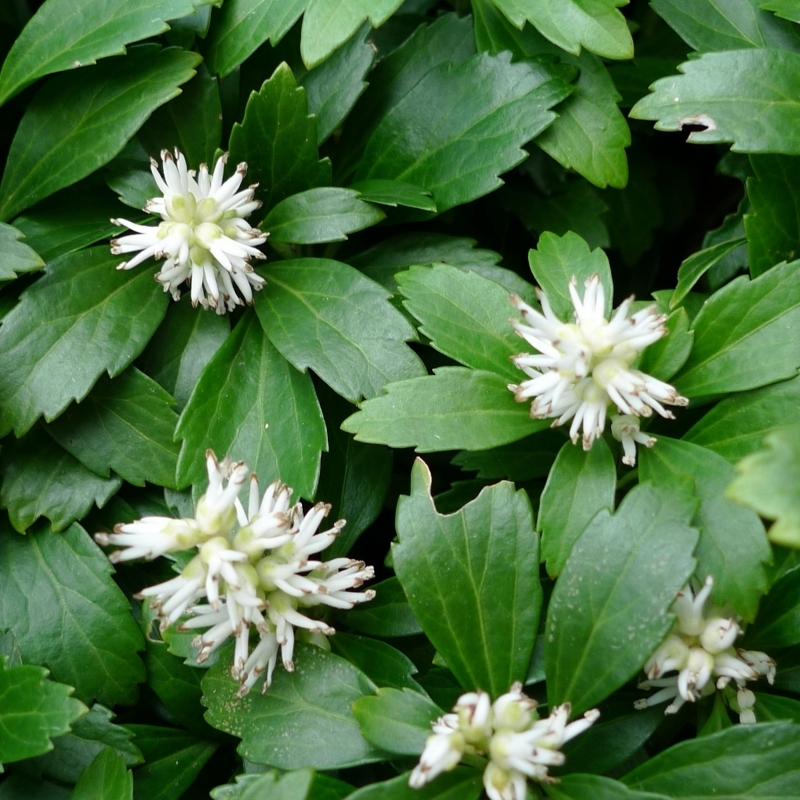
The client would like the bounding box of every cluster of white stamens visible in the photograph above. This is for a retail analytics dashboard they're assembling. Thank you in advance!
[410,683,598,799]
[111,149,267,314]
[509,275,688,465]
[635,577,775,723]
[95,451,375,695]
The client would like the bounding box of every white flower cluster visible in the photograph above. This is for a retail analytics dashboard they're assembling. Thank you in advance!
[635,576,775,723]
[95,451,375,696]
[510,275,688,466]
[410,683,598,798]
[111,149,267,314]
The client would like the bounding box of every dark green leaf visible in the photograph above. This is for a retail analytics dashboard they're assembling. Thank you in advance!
[636,307,694,382]
[622,721,800,797]
[256,258,423,402]
[0,521,146,705]
[45,368,180,489]
[753,693,800,723]
[229,63,331,213]
[394,459,540,696]
[0,774,70,800]
[548,774,671,800]
[202,643,383,769]
[397,264,523,381]
[344,768,483,800]
[671,238,747,308]
[264,188,385,244]
[342,368,549,452]
[546,480,699,715]
[353,687,441,755]
[674,259,800,398]
[539,438,617,577]
[683,375,800,462]
[301,24,374,144]
[0,657,86,766]
[210,770,321,800]
[71,748,132,800]
[0,247,169,437]
[348,180,437,212]
[105,170,158,211]
[0,0,202,105]
[355,52,572,212]
[452,430,564,482]
[0,45,201,221]
[746,565,800,649]
[329,633,421,691]
[630,50,800,154]
[341,577,423,638]
[527,231,613,320]
[640,437,770,620]
[176,311,326,499]
[0,223,44,280]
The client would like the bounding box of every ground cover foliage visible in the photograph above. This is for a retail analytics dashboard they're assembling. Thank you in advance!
[4,0,800,797]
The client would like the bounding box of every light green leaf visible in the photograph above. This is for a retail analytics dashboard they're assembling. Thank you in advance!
[0,658,86,767]
[394,459,540,696]
[342,368,549,452]
[202,643,382,769]
[176,311,326,499]
[527,231,613,320]
[640,437,770,620]
[546,480,698,715]
[548,774,671,800]
[674,259,800,398]
[229,63,331,213]
[0,45,201,222]
[0,0,202,106]
[539,439,617,577]
[0,426,121,533]
[344,769,483,800]
[630,49,800,154]
[355,52,572,212]
[397,264,523,381]
[622,721,800,797]
[70,748,132,800]
[727,422,800,548]
[671,239,747,308]
[210,770,344,800]
[264,188,385,244]
[0,247,169,437]
[348,180,437,212]
[255,258,423,402]
[0,223,44,280]
[0,521,146,706]
[762,0,800,23]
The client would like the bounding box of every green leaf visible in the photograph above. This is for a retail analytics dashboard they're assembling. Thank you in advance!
[349,770,483,800]
[671,238,747,308]
[45,368,180,489]
[746,565,800,649]
[203,0,305,77]
[264,188,385,244]
[640,437,770,620]
[394,459,540,696]
[329,633,421,691]
[684,375,800,462]
[0,657,86,766]
[341,577,423,638]
[527,231,613,320]
[353,687,441,755]
[355,51,572,212]
[0,223,44,280]
[727,422,800,548]
[71,748,132,800]
[210,770,327,800]
[675,259,800,398]
[636,307,694,383]
[0,45,201,222]
[548,774,671,800]
[0,426,121,533]
[105,170,158,211]
[622,721,800,796]
[762,0,800,23]
[202,643,383,769]
[256,258,423,402]
[539,438,617,577]
[348,180,437,212]
[301,24,374,144]
[127,726,217,800]
[651,0,800,52]
[229,63,331,213]
[452,430,564,482]
[137,63,221,166]
[397,264,523,381]
[342,368,549,452]
[0,521,146,705]
[630,49,800,154]
[176,312,326,499]
[137,298,230,411]
[545,480,699,715]
[0,0,202,106]
[745,155,800,277]
[300,0,404,68]
[0,774,72,799]
[753,693,800,723]
[0,247,169,437]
